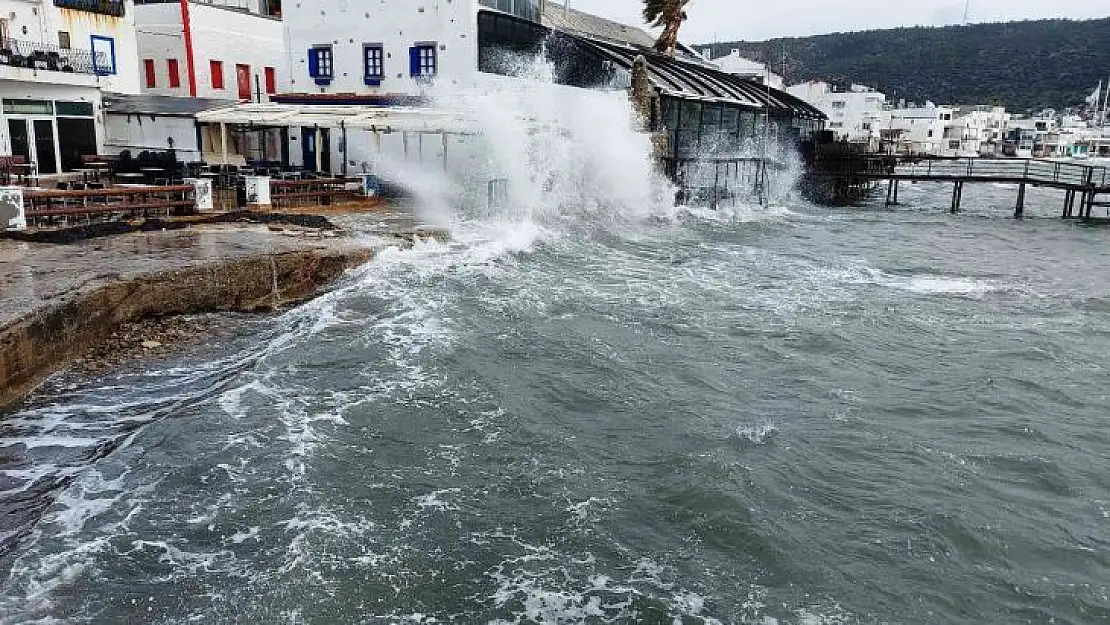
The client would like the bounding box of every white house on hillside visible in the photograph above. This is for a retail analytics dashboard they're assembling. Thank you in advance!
[787,81,885,145]
[133,0,283,101]
[710,49,783,90]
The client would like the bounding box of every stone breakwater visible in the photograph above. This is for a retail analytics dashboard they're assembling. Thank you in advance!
[0,226,401,410]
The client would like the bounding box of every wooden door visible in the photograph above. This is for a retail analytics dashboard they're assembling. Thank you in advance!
[236,64,252,101]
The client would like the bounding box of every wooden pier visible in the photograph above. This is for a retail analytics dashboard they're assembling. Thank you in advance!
[812,157,1110,218]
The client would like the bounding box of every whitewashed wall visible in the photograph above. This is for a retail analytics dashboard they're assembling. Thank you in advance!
[104,113,200,160]
[281,0,480,95]
[0,0,141,94]
[135,2,283,100]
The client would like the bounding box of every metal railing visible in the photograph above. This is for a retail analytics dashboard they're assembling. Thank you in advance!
[0,38,108,76]
[893,158,1110,189]
[23,185,197,224]
[53,0,126,17]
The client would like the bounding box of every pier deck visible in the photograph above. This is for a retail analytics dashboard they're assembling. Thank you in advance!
[811,157,1110,217]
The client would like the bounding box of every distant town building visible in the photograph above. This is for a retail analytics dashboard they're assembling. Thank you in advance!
[945,105,1010,156]
[879,102,956,156]
[787,81,885,145]
[0,0,141,173]
[710,50,784,90]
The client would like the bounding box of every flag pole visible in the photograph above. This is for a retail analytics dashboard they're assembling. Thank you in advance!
[1103,75,1110,128]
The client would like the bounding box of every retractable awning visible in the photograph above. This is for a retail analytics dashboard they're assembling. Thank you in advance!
[194,103,482,135]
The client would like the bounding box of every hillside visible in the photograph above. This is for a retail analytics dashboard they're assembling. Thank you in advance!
[696,18,1110,112]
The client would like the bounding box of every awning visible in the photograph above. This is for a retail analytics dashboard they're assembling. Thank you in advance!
[195,103,482,135]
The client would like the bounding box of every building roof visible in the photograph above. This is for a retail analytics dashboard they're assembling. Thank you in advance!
[542,5,657,49]
[557,34,824,119]
[531,7,823,119]
[540,4,704,62]
[104,94,233,117]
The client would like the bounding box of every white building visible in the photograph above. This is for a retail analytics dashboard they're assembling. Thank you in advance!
[786,81,885,145]
[881,102,956,156]
[133,0,283,101]
[281,0,491,98]
[710,49,784,90]
[1,0,141,173]
[943,105,1009,156]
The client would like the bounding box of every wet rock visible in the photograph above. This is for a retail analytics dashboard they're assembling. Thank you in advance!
[0,246,377,410]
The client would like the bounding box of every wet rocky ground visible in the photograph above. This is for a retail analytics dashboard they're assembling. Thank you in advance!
[66,312,254,377]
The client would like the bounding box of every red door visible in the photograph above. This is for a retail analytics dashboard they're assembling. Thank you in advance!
[236,64,252,101]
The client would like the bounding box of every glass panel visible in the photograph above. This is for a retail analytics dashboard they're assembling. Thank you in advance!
[57,117,96,171]
[56,101,94,117]
[679,101,701,131]
[2,99,54,115]
[701,104,721,128]
[675,130,698,158]
[721,106,739,134]
[33,119,58,175]
[7,119,30,161]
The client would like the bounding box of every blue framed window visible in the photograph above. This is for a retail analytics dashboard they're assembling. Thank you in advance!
[307,45,334,85]
[409,44,437,78]
[363,44,384,86]
[89,35,116,76]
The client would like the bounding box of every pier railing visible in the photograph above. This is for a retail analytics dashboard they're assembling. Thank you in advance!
[886,158,1110,190]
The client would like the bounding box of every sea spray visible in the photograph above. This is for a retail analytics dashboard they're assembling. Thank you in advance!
[366,48,676,234]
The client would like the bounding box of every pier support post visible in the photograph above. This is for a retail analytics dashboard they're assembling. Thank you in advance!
[950,182,963,214]
[893,179,900,205]
[1015,183,1026,218]
[1085,190,1095,220]
[1063,189,1073,218]
[885,179,894,206]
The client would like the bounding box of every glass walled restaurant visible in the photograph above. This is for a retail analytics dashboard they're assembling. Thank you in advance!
[475,8,826,163]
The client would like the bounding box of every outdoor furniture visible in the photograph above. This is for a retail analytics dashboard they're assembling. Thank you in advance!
[72,168,99,185]
[22,184,197,226]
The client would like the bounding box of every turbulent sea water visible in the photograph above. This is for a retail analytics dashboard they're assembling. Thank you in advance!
[2,179,1110,624]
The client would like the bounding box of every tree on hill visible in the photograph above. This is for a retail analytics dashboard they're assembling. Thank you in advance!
[697,18,1110,111]
[644,0,692,56]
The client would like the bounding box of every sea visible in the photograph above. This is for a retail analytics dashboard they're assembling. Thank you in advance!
[1,80,1109,624]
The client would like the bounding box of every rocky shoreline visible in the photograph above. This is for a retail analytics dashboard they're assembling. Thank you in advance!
[0,225,402,411]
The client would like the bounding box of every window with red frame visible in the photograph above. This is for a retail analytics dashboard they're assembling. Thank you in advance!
[264,67,276,94]
[210,60,224,90]
[143,59,156,88]
[167,59,181,88]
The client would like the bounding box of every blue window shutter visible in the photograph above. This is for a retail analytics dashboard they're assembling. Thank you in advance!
[308,48,319,77]
[409,47,420,77]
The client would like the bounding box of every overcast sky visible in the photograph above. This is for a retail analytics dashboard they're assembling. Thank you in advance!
[570,0,1110,42]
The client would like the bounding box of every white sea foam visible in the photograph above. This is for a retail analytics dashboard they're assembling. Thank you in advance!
[736,423,778,446]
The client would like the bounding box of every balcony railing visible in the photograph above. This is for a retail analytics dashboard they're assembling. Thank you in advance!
[53,0,126,18]
[0,38,108,76]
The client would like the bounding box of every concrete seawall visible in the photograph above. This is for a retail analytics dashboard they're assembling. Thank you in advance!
[0,227,391,410]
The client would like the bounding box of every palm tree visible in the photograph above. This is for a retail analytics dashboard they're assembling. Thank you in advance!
[643,0,691,57]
